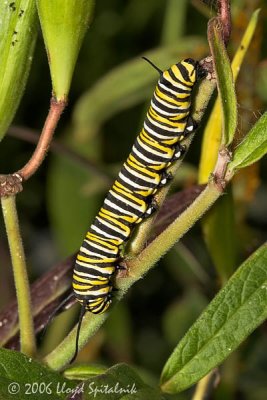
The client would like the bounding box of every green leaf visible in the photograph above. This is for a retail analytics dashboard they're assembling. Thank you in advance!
[160,242,267,393]
[73,37,207,142]
[36,0,95,100]
[64,364,107,380]
[199,8,260,183]
[80,363,165,400]
[0,0,37,141]
[208,18,237,146]
[228,112,267,171]
[0,348,75,399]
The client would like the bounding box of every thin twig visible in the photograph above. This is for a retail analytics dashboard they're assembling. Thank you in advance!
[199,0,231,74]
[18,98,66,181]
[8,125,113,183]
[218,0,231,45]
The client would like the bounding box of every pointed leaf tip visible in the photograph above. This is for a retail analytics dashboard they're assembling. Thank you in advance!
[228,112,267,172]
[37,0,95,101]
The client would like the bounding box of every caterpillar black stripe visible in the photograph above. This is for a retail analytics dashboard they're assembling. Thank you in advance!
[72,58,205,359]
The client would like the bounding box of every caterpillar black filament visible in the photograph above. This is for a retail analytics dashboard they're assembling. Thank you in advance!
[72,58,205,359]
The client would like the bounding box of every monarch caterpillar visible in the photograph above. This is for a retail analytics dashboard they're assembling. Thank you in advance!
[70,57,205,360]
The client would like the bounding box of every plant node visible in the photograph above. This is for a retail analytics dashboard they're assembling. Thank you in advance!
[0,174,23,197]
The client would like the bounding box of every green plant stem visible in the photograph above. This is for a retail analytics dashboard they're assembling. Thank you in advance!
[125,182,221,281]
[192,370,218,400]
[1,196,36,356]
[44,311,108,370]
[44,178,222,370]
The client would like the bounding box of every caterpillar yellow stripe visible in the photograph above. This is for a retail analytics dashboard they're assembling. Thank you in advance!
[71,58,205,359]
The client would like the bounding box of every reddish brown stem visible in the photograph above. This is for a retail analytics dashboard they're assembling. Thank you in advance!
[8,125,113,183]
[18,98,66,181]
[218,0,231,45]
[199,0,231,79]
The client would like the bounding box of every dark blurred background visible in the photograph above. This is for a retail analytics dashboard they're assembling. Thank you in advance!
[0,1,267,399]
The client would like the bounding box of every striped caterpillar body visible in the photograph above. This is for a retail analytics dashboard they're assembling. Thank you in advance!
[72,58,205,353]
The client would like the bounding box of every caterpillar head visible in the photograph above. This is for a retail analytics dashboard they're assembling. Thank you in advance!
[165,58,206,87]
[183,58,207,81]
[180,58,198,83]
[160,58,200,89]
